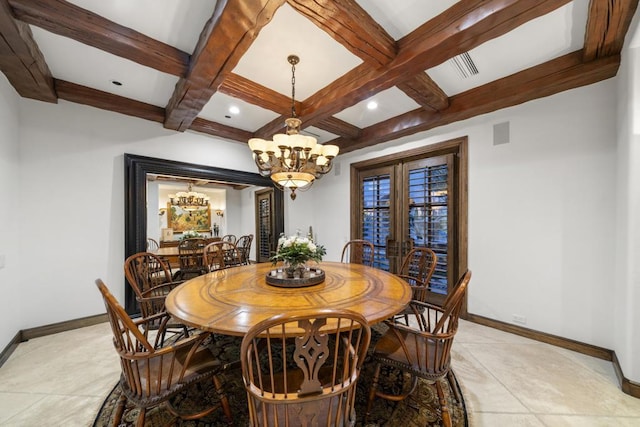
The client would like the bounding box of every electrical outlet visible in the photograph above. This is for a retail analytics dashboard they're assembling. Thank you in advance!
[512,314,527,325]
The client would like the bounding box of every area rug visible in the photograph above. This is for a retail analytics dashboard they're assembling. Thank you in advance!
[93,332,468,426]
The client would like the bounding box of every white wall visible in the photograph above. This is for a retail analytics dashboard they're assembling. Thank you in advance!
[614,29,640,379]
[15,98,257,331]
[0,75,22,347]
[294,80,620,356]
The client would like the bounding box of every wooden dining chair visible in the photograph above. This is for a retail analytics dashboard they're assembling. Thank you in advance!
[398,247,438,303]
[240,309,371,427]
[96,279,233,426]
[340,239,375,266]
[235,234,254,265]
[365,270,471,427]
[124,252,182,317]
[176,238,207,280]
[124,251,189,342]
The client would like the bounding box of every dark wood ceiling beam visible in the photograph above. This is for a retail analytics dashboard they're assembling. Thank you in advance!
[316,116,361,139]
[221,73,359,139]
[289,0,450,118]
[8,0,189,77]
[220,73,297,115]
[396,73,449,111]
[0,0,56,102]
[189,117,254,142]
[335,51,620,154]
[164,0,286,132]
[55,79,165,123]
[55,79,252,143]
[286,0,396,67]
[299,0,571,128]
[583,0,639,61]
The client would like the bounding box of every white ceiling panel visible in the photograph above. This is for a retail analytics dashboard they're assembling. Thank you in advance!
[200,92,280,132]
[334,87,421,128]
[232,3,362,100]
[31,27,178,107]
[356,0,459,40]
[66,0,216,53]
[427,3,588,96]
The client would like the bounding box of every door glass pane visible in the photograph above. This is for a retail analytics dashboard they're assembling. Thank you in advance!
[362,174,391,271]
[407,163,448,294]
[258,196,271,261]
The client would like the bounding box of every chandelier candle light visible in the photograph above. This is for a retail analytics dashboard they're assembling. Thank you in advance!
[168,183,210,212]
[248,55,339,200]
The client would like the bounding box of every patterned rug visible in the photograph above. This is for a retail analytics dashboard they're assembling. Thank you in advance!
[93,330,468,426]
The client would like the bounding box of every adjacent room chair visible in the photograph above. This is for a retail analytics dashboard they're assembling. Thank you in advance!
[340,239,375,266]
[176,238,207,280]
[235,234,254,265]
[240,309,371,427]
[397,247,438,302]
[146,237,160,251]
[365,270,472,427]
[221,234,237,244]
[96,279,233,426]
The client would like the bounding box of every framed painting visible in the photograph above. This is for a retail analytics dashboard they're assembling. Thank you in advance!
[167,203,211,233]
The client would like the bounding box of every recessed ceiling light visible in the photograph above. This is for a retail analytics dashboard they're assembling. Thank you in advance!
[367,100,378,110]
[229,106,240,115]
[110,80,123,86]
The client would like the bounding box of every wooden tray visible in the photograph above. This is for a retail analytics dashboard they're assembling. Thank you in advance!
[265,268,325,288]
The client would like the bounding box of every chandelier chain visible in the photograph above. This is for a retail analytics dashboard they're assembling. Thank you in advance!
[290,60,296,118]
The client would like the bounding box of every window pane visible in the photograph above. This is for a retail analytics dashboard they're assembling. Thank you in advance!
[362,174,391,271]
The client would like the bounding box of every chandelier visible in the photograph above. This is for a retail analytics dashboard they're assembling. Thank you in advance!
[168,183,210,211]
[248,55,339,200]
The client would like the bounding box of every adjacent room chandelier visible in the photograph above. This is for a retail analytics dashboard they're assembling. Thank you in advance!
[168,182,210,211]
[248,55,339,200]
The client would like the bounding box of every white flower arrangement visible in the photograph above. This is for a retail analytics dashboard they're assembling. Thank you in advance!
[271,233,326,267]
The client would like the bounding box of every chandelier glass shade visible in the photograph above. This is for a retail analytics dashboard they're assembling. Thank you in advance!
[248,55,339,200]
[168,183,210,211]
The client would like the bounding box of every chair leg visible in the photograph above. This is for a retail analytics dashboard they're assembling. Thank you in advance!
[112,394,126,427]
[135,407,146,427]
[447,369,462,408]
[365,362,382,421]
[213,374,233,423]
[435,379,452,427]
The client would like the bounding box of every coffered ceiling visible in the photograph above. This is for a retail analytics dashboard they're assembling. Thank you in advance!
[0,0,637,154]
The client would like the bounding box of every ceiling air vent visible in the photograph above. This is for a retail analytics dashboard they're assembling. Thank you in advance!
[449,52,479,79]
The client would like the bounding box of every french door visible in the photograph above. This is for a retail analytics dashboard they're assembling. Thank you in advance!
[255,188,276,263]
[353,138,467,306]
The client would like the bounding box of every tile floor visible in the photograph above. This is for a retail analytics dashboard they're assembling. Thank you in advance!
[1,320,640,426]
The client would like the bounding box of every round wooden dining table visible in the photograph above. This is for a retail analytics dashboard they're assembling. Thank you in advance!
[165,261,412,336]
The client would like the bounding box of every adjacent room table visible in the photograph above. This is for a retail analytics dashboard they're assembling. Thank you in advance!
[165,261,412,336]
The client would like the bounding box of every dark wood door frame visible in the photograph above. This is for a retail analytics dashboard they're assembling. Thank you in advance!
[124,153,285,314]
[350,136,468,311]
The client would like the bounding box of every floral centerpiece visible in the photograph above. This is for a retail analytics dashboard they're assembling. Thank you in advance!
[271,233,326,278]
[180,229,203,240]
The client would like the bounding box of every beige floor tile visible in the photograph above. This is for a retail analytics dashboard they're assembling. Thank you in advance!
[0,394,103,426]
[0,392,46,424]
[0,323,120,396]
[452,344,529,414]
[455,319,538,345]
[468,412,546,426]
[537,415,640,426]
[464,342,640,417]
